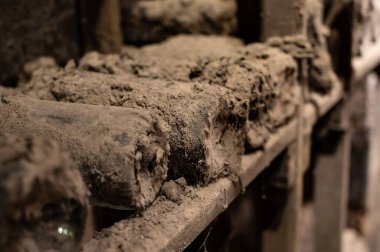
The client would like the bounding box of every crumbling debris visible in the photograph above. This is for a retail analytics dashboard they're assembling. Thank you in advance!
[161,177,195,203]
[243,43,300,129]
[79,51,124,75]
[22,68,247,185]
[75,36,299,149]
[116,36,298,146]
[162,181,183,203]
[267,35,315,60]
[23,57,57,79]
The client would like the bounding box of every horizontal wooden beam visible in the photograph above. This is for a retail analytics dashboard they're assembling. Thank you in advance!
[82,80,343,252]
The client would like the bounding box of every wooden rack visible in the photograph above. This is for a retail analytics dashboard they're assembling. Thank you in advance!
[83,81,344,252]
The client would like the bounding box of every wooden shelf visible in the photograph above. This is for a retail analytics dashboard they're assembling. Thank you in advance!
[82,81,343,252]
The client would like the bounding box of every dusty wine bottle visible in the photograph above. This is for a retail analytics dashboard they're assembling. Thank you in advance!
[0,95,170,210]
[0,134,90,252]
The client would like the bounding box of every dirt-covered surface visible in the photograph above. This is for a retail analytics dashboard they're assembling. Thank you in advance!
[161,177,194,203]
[18,33,336,212]
[0,95,169,210]
[81,177,236,252]
[22,68,247,185]
[79,35,300,148]
[0,86,17,96]
[0,1,344,251]
[0,134,89,252]
[120,0,237,44]
[82,196,186,252]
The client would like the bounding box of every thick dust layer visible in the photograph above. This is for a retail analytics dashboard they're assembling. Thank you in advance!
[79,35,300,148]
[242,43,300,129]
[161,177,191,203]
[81,186,200,252]
[0,86,17,95]
[81,197,182,252]
[0,134,89,252]
[81,178,234,252]
[22,69,247,185]
[120,0,237,43]
[0,95,169,210]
